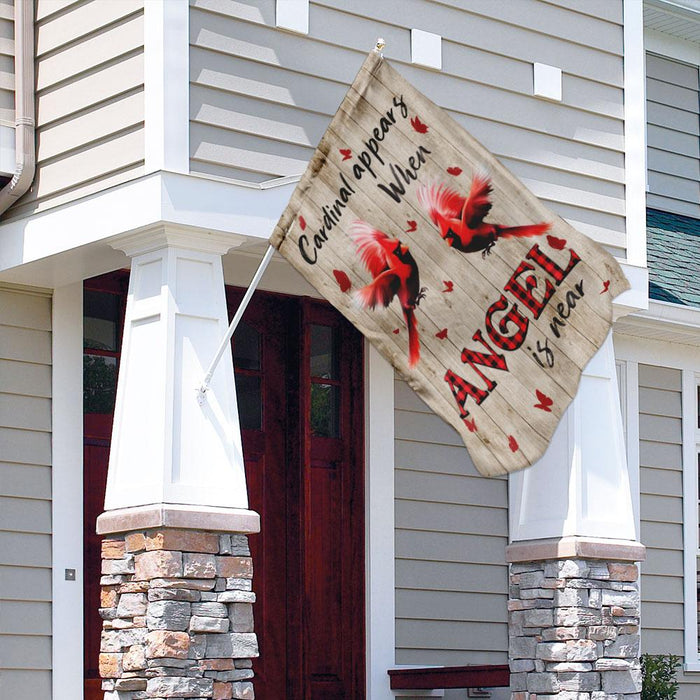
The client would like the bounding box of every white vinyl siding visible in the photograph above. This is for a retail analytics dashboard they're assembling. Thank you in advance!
[394,378,509,666]
[0,286,52,699]
[6,0,145,220]
[646,53,700,218]
[189,0,627,256]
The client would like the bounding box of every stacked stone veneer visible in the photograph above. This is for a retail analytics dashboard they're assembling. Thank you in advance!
[509,558,641,699]
[99,529,257,700]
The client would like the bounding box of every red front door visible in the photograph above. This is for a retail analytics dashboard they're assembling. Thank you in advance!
[83,278,365,699]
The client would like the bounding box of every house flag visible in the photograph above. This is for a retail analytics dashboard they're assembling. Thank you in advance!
[270,50,629,476]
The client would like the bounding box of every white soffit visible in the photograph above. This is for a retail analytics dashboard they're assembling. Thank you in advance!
[644,0,700,43]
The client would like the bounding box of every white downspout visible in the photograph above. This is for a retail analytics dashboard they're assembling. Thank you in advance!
[0,0,35,215]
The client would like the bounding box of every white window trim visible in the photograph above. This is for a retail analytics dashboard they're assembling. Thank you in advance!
[614,332,700,668]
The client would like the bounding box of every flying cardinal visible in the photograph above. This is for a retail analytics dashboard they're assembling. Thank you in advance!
[417,175,550,257]
[349,220,426,367]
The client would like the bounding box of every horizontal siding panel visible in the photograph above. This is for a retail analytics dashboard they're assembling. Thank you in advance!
[38,90,143,161]
[0,634,51,669]
[647,148,700,182]
[647,124,698,161]
[395,618,507,651]
[0,497,52,535]
[647,171,700,208]
[647,101,700,136]
[0,601,51,635]
[395,529,506,566]
[0,670,52,698]
[396,559,508,595]
[395,411,462,447]
[0,565,52,601]
[639,440,682,470]
[638,414,683,445]
[641,546,684,576]
[36,13,144,91]
[396,647,507,666]
[647,77,699,113]
[640,466,682,498]
[640,520,683,550]
[0,326,50,364]
[396,589,506,623]
[0,463,52,500]
[35,0,82,23]
[0,292,50,331]
[639,494,682,524]
[640,601,684,630]
[638,387,683,418]
[36,0,142,56]
[396,469,507,508]
[0,532,52,568]
[646,192,700,219]
[642,628,683,655]
[0,394,51,432]
[37,52,143,126]
[394,440,489,478]
[647,53,699,90]
[0,427,51,466]
[640,573,683,602]
[396,500,507,537]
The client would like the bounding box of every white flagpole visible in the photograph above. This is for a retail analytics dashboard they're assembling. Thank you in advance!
[197,244,275,404]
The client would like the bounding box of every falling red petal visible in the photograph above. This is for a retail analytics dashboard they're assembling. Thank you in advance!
[546,234,566,250]
[435,328,448,340]
[411,116,428,134]
[508,435,519,452]
[442,280,454,293]
[299,215,306,231]
[464,417,477,432]
[600,280,611,294]
[392,328,400,335]
[339,148,352,161]
[332,269,352,293]
[447,166,462,176]
[405,220,417,232]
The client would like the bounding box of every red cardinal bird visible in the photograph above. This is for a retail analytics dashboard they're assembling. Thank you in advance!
[350,221,426,367]
[417,175,550,257]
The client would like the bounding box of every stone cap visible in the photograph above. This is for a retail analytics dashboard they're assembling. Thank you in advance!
[506,536,646,564]
[97,503,260,535]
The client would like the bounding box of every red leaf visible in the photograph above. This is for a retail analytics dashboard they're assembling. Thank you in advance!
[299,215,307,231]
[405,220,417,233]
[600,280,611,295]
[508,435,519,452]
[339,148,352,161]
[392,328,400,334]
[464,417,477,432]
[411,116,428,134]
[546,234,566,250]
[442,280,454,293]
[447,166,462,176]
[435,328,448,340]
[534,389,553,412]
[332,269,351,293]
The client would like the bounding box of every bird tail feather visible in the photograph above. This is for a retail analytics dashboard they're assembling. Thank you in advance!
[404,307,420,368]
[498,222,550,239]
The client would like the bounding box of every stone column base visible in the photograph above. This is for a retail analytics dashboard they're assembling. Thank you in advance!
[507,539,645,700]
[98,527,258,700]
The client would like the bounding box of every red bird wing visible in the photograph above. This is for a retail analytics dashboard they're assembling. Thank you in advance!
[416,182,465,225]
[496,222,551,240]
[355,269,399,309]
[461,174,493,227]
[349,220,392,277]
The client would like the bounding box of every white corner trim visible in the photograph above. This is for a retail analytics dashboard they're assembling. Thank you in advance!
[144,0,189,174]
[51,282,84,700]
[682,368,699,666]
[366,343,396,700]
[624,360,641,539]
[276,0,309,34]
[624,0,648,268]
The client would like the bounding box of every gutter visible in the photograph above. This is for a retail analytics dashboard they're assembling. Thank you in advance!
[0,0,35,216]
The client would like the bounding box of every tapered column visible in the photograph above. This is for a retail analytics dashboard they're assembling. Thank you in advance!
[507,334,644,699]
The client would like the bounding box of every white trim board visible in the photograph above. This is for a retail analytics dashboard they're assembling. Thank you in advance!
[51,283,84,700]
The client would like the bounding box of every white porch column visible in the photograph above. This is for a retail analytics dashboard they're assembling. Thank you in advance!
[97,225,258,530]
[507,334,645,699]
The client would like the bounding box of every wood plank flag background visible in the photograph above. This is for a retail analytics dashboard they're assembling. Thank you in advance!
[270,50,629,476]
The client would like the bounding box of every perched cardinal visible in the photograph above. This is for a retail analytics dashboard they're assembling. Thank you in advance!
[417,175,550,256]
[349,220,426,367]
